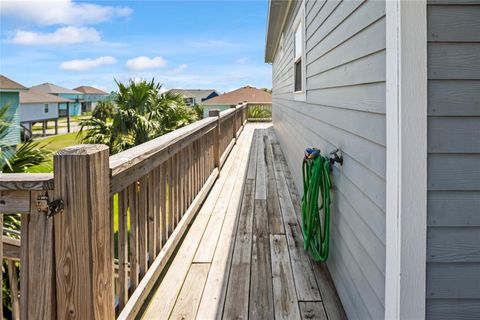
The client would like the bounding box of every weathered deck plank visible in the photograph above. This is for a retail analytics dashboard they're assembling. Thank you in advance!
[270,234,301,320]
[195,124,254,319]
[169,264,209,320]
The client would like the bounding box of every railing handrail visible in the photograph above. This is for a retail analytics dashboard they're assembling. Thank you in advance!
[0,172,53,191]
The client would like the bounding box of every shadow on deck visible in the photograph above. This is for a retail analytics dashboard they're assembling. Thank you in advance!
[141,123,346,319]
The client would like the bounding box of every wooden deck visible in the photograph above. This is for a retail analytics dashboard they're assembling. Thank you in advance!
[141,123,346,320]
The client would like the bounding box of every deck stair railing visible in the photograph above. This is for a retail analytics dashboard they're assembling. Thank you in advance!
[0,102,247,319]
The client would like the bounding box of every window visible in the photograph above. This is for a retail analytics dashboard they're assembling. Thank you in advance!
[293,4,305,100]
[44,103,49,113]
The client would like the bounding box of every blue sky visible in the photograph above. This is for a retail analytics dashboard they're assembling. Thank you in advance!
[0,0,271,93]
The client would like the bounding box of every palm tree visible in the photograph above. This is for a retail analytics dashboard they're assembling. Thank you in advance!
[92,100,115,121]
[79,78,197,154]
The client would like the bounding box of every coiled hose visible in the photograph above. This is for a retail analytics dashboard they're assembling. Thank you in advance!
[301,150,331,262]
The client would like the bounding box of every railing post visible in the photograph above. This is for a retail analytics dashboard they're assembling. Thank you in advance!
[53,144,114,319]
[209,110,221,172]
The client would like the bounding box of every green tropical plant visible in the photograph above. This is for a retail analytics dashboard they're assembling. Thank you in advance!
[92,100,116,121]
[192,104,205,119]
[79,78,197,154]
[247,105,272,119]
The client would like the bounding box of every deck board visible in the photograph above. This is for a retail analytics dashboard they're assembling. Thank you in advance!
[141,123,345,319]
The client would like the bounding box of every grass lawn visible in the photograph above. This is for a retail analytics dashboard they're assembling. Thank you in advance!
[27,132,84,173]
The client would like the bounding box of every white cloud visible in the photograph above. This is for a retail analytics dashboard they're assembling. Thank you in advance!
[59,56,116,71]
[0,0,131,26]
[126,56,167,71]
[173,64,188,73]
[236,57,248,65]
[12,26,101,45]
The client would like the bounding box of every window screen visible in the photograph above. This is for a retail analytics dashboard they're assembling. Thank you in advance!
[294,22,303,92]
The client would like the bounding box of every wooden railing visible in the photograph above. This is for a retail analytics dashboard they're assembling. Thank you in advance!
[0,102,248,319]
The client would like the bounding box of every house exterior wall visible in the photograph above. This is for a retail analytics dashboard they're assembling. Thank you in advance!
[0,91,21,146]
[426,2,480,319]
[58,93,82,116]
[19,102,59,122]
[203,104,233,118]
[271,1,386,319]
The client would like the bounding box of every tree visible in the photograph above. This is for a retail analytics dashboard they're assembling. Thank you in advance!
[79,78,198,154]
[92,100,115,121]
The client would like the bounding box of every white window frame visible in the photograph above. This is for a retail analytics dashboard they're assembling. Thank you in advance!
[292,2,306,101]
[385,1,427,319]
[44,103,49,113]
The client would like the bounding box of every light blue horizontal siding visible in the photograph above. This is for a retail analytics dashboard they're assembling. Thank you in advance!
[0,91,21,146]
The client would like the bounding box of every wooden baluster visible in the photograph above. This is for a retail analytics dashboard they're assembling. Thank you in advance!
[154,166,161,255]
[53,144,114,319]
[168,156,174,235]
[179,148,184,218]
[7,260,19,319]
[209,110,220,173]
[129,182,139,291]
[117,189,128,309]
[138,176,148,280]
[160,163,167,246]
[147,171,156,266]
[19,191,56,320]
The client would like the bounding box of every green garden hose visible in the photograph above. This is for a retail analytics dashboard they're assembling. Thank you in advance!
[301,149,331,262]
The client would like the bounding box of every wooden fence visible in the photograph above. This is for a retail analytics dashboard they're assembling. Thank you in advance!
[0,103,247,319]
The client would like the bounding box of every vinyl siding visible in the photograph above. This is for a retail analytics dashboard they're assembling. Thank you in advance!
[0,91,21,146]
[272,1,386,319]
[19,102,59,122]
[426,2,480,319]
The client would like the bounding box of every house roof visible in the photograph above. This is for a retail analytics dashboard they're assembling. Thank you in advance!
[203,86,272,105]
[0,75,27,90]
[168,89,218,102]
[30,83,81,95]
[20,90,73,104]
[265,0,293,63]
[73,86,109,95]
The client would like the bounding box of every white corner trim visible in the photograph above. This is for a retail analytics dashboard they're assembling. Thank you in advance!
[385,1,427,319]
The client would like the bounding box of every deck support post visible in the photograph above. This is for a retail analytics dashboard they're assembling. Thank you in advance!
[53,144,114,319]
[209,109,221,172]
[66,102,70,133]
[54,119,58,135]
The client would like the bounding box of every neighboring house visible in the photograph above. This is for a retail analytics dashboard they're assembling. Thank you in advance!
[266,1,480,320]
[0,75,27,146]
[74,86,110,113]
[202,85,271,117]
[168,89,219,106]
[19,89,72,136]
[30,83,83,116]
